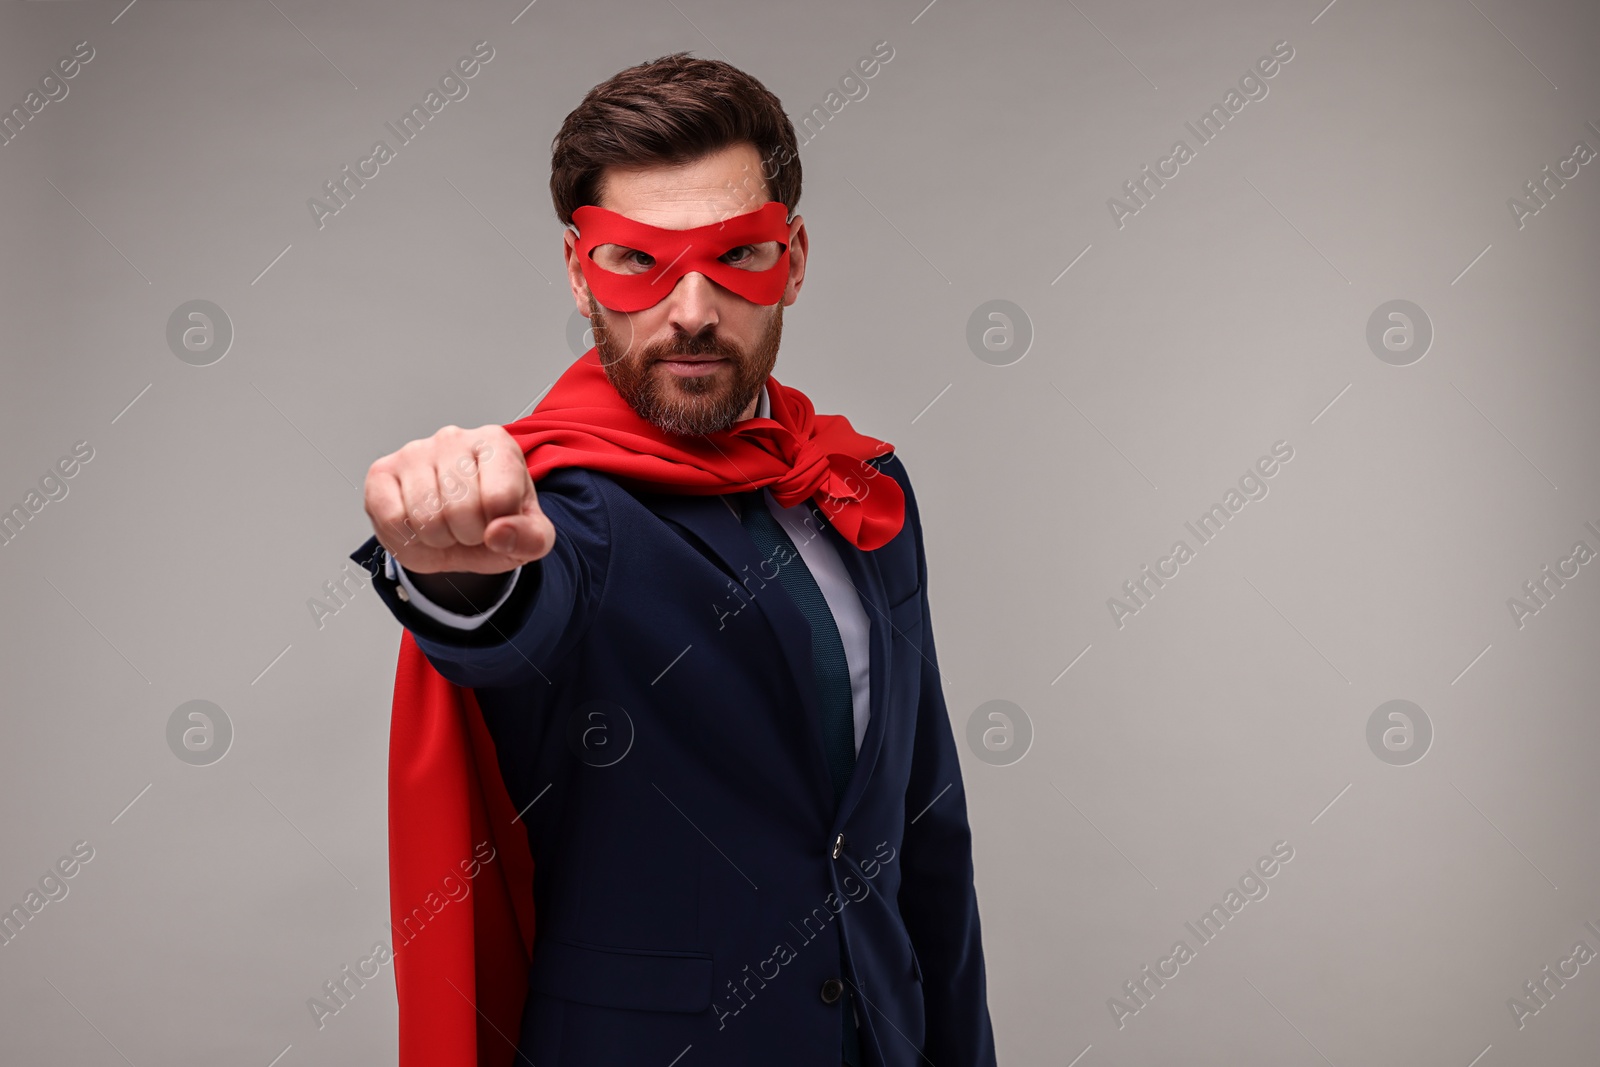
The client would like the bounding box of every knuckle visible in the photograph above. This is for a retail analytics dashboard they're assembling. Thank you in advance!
[479,482,519,517]
[437,493,473,525]
[437,468,470,502]
[368,500,404,529]
[407,501,443,536]
[413,487,443,514]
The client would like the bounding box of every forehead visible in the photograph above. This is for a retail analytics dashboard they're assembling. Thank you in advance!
[593,141,771,230]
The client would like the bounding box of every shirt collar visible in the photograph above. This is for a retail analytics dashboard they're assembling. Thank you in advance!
[755,380,770,419]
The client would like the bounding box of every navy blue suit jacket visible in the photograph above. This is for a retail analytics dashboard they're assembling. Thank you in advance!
[351,451,997,1066]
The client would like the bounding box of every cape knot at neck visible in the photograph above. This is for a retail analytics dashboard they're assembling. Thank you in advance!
[768,440,857,507]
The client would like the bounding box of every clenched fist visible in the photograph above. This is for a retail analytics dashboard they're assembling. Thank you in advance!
[364,424,555,576]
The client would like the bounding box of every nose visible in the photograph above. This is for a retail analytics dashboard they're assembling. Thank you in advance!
[662,270,721,336]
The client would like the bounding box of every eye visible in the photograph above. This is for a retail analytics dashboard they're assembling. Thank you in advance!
[720,240,783,271]
[590,244,655,272]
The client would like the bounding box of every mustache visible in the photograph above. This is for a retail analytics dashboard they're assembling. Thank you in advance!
[647,333,744,361]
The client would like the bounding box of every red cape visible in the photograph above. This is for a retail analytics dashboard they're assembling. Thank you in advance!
[386,349,903,1065]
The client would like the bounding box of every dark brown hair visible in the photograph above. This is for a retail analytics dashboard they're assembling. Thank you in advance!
[549,53,802,227]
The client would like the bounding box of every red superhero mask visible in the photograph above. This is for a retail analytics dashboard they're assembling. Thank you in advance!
[570,201,792,312]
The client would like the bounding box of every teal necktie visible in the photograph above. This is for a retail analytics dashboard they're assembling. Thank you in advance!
[737,490,857,804]
[737,490,863,1067]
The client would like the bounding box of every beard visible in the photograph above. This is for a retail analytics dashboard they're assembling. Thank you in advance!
[589,292,782,438]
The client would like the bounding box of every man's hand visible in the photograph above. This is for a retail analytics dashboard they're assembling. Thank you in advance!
[364,424,555,576]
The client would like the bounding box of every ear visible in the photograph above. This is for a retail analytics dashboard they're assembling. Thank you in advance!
[562,227,590,313]
[781,214,808,307]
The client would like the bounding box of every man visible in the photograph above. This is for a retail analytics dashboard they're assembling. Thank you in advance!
[352,53,997,1067]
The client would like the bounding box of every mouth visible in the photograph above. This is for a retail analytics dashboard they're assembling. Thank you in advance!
[658,356,726,377]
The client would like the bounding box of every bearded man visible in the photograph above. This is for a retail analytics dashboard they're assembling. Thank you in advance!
[351,52,997,1067]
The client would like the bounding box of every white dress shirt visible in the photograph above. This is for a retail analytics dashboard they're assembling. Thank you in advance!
[389,382,874,755]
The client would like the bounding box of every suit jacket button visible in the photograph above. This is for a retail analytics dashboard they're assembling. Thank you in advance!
[832,833,845,859]
[819,977,843,1004]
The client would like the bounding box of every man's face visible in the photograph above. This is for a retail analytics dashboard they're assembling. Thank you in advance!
[562,142,808,437]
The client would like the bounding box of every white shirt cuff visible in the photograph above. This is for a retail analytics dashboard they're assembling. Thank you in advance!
[383,550,521,631]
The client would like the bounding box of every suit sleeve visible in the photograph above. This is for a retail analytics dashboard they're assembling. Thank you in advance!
[893,459,999,1065]
[347,466,612,689]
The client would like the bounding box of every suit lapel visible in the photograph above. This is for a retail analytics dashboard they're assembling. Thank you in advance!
[642,491,835,812]
[639,488,892,826]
